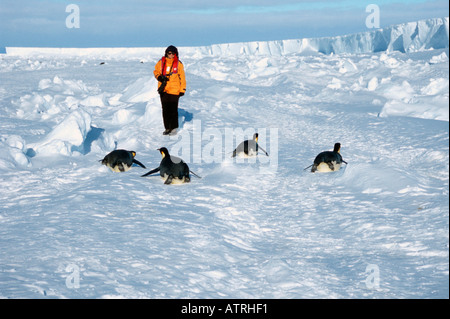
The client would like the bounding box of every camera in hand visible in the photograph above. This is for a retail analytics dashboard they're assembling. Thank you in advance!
[157,75,169,95]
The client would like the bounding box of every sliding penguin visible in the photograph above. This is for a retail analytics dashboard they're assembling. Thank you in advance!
[141,147,200,184]
[310,143,347,173]
[100,149,146,172]
[232,133,269,157]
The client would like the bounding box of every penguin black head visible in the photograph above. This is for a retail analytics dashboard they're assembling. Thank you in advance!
[333,143,341,153]
[158,147,170,158]
[253,133,259,142]
[130,151,137,158]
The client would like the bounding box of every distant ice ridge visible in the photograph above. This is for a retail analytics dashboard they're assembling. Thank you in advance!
[5,17,448,57]
[202,17,449,56]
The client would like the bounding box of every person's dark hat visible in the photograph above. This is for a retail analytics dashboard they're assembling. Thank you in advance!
[165,45,178,57]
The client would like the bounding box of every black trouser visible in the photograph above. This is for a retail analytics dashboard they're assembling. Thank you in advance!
[160,93,179,131]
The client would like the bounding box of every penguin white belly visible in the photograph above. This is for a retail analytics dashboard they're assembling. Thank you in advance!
[108,163,132,172]
[315,161,341,173]
[234,150,257,158]
[234,140,258,158]
[161,174,187,184]
[235,145,258,157]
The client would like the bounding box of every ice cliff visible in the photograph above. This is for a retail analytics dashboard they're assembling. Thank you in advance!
[5,17,449,57]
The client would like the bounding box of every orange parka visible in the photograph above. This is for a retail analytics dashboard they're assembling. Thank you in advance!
[154,57,186,96]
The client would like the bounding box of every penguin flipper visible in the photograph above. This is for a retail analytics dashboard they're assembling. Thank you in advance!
[189,170,202,179]
[258,145,269,156]
[141,167,160,177]
[132,159,146,169]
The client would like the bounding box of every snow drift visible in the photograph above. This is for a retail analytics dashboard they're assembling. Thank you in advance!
[29,109,92,156]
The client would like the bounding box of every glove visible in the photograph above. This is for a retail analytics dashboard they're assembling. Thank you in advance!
[179,92,184,97]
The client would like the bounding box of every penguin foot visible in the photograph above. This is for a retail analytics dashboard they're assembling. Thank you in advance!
[164,175,173,185]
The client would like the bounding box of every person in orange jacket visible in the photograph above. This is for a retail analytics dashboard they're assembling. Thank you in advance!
[154,45,186,135]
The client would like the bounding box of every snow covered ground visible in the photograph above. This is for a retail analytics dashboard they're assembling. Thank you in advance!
[0,19,448,299]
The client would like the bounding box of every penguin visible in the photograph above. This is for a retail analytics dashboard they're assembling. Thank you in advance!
[232,133,269,158]
[309,143,348,173]
[100,149,146,172]
[141,147,200,184]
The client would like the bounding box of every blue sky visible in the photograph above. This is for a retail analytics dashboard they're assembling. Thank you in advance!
[0,0,448,48]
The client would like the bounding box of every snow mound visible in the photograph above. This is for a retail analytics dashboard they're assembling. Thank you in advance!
[0,135,30,169]
[379,77,449,121]
[12,75,100,121]
[120,76,159,103]
[430,51,449,63]
[30,109,92,156]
